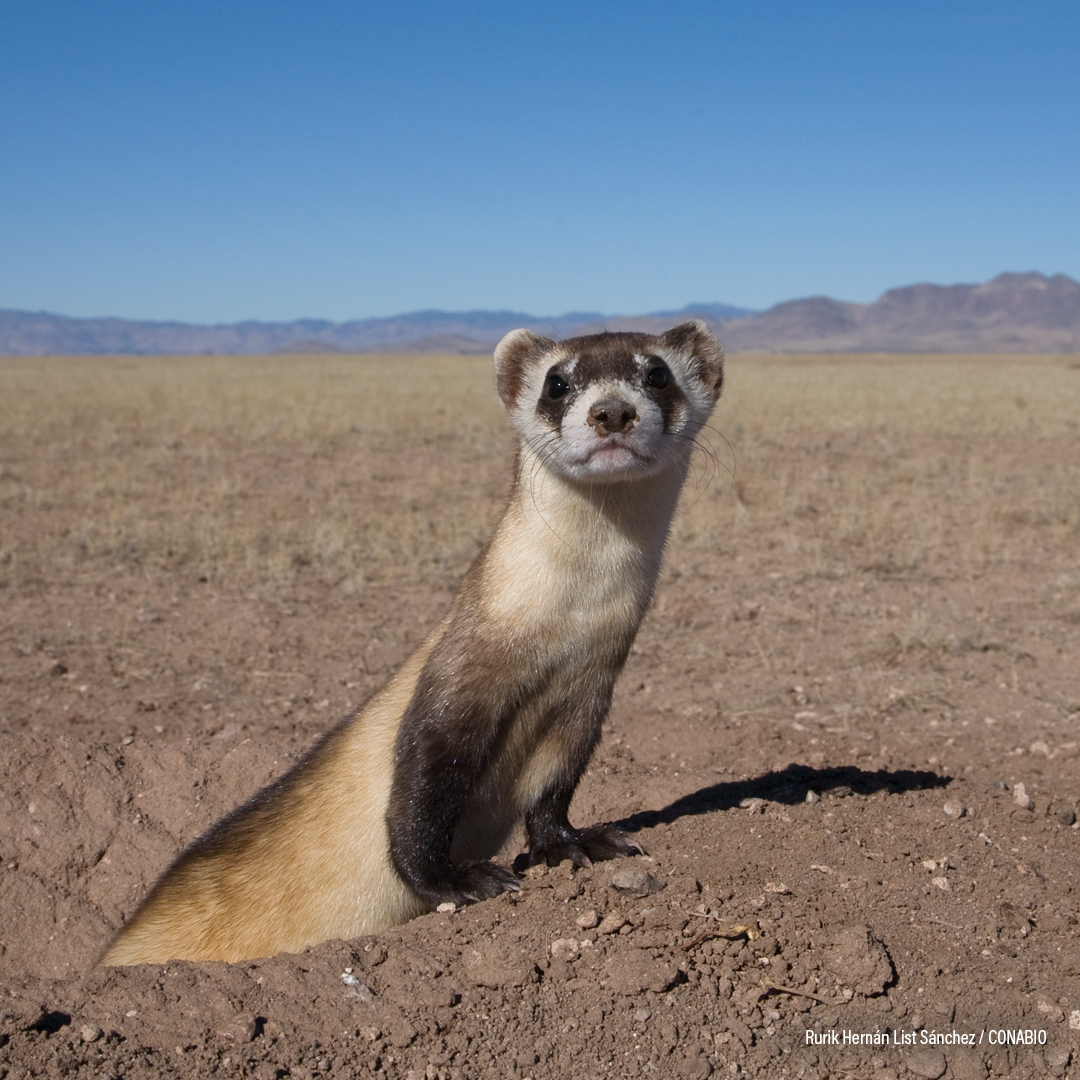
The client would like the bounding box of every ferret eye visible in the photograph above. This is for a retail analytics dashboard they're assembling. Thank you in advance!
[646,363,670,389]
[545,373,570,399]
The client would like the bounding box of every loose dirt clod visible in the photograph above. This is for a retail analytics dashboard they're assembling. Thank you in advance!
[822,925,895,997]
[549,939,580,961]
[461,943,533,988]
[907,1046,948,1079]
[1037,999,1066,1023]
[600,950,680,995]
[216,1012,257,1043]
[678,1049,713,1079]
[609,866,663,898]
[596,912,627,935]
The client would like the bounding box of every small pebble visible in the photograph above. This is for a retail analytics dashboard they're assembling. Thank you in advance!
[597,912,627,935]
[550,938,580,961]
[634,1007,652,1023]
[805,789,821,804]
[1069,1009,1080,1031]
[80,1024,103,1043]
[678,1050,713,1079]
[575,909,600,929]
[436,902,456,914]
[931,876,951,892]
[217,1012,257,1043]
[610,867,663,898]
[907,1046,947,1079]
[1012,783,1034,810]
[1036,1000,1066,1023]
[739,797,767,813]
[943,799,966,818]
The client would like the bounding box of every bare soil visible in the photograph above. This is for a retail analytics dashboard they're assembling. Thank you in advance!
[2,353,1079,1080]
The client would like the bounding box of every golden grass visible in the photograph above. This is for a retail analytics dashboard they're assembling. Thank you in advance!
[680,352,1080,579]
[720,352,1080,437]
[2,351,1078,592]
[0,354,510,589]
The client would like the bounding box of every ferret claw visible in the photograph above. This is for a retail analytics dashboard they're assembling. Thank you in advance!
[455,860,521,904]
[521,822,646,871]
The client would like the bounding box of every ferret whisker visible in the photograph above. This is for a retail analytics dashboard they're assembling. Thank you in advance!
[700,423,737,481]
[526,438,571,547]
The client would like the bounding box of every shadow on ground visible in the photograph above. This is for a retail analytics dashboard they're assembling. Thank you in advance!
[619,762,951,832]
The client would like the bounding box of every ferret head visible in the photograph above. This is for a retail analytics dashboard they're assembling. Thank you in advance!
[493,321,724,483]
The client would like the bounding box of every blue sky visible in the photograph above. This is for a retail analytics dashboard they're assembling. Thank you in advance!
[1,1,1077,322]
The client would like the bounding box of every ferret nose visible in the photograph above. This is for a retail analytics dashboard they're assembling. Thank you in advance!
[587,398,638,435]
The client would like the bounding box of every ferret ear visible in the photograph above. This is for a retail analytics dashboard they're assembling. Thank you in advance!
[659,320,725,400]
[494,329,555,409]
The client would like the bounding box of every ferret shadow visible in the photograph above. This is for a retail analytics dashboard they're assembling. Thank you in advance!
[615,761,951,834]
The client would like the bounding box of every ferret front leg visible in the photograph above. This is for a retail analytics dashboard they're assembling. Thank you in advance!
[517,701,645,870]
[386,674,521,908]
[520,780,645,870]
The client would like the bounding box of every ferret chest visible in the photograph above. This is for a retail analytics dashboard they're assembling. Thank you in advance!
[482,497,657,643]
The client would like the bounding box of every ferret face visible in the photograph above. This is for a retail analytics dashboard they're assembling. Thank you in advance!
[494,322,724,483]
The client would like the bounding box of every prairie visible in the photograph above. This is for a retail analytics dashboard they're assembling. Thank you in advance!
[3,352,1077,589]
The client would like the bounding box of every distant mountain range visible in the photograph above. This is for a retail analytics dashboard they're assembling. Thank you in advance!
[718,272,1080,353]
[1,273,1077,355]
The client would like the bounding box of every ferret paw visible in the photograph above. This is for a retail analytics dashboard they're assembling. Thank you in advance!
[456,861,522,903]
[578,823,646,861]
[516,824,645,871]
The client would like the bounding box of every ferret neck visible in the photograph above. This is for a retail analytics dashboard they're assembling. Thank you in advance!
[512,445,687,553]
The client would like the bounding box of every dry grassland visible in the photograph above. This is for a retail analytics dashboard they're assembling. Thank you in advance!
[1,354,514,591]
[2,352,1078,593]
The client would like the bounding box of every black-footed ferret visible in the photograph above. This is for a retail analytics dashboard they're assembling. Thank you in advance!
[102,321,724,965]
